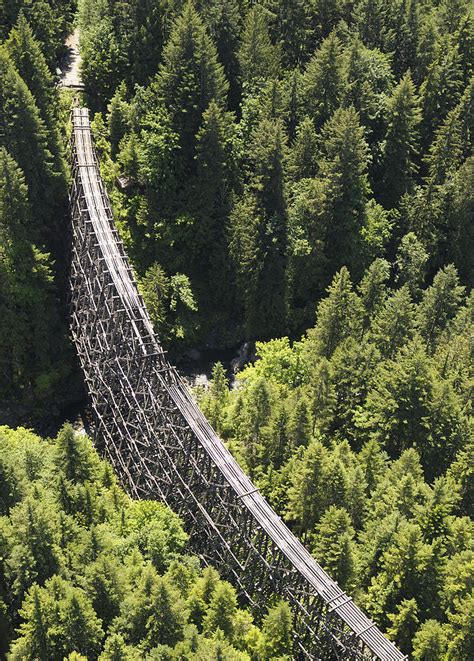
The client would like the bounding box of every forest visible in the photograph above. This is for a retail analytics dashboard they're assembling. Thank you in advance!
[0,0,472,657]
[0,425,292,659]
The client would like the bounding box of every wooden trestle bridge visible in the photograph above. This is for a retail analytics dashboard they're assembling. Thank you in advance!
[69,108,406,660]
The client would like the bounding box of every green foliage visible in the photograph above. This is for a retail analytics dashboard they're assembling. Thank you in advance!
[0,426,276,658]
[200,252,473,651]
[381,72,421,208]
[75,0,473,348]
[2,1,473,655]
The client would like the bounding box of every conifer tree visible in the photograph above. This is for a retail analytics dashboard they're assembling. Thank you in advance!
[387,598,419,655]
[199,0,242,110]
[260,601,293,659]
[300,31,346,127]
[318,106,370,275]
[395,232,428,298]
[6,15,63,165]
[192,100,236,318]
[307,267,362,359]
[420,38,464,150]
[264,0,311,68]
[417,264,465,350]
[238,5,280,93]
[287,176,328,321]
[60,591,104,659]
[426,107,463,187]
[370,286,415,358]
[230,118,288,339]
[312,506,357,590]
[412,619,448,660]
[108,82,130,158]
[0,47,61,242]
[288,397,312,450]
[358,438,388,495]
[344,37,394,154]
[287,117,319,181]
[286,440,328,533]
[80,16,130,109]
[0,147,68,402]
[357,258,390,327]
[203,582,238,638]
[328,338,380,447]
[55,424,97,484]
[382,72,421,208]
[359,338,433,458]
[146,579,184,647]
[355,0,387,50]
[265,403,290,468]
[156,1,228,170]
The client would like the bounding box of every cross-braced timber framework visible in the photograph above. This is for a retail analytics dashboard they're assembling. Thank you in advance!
[69,108,405,661]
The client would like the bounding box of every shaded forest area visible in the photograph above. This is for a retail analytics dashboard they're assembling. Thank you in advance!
[0,0,81,424]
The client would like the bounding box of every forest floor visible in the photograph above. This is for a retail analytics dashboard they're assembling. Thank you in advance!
[59,28,82,88]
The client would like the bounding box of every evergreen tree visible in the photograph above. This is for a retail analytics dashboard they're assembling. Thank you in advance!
[419,38,464,150]
[286,440,327,533]
[55,424,97,484]
[358,438,388,495]
[355,0,388,50]
[395,232,428,298]
[328,338,380,447]
[426,101,464,187]
[344,37,394,152]
[6,15,63,165]
[287,117,319,181]
[263,0,311,68]
[238,5,280,93]
[230,118,288,339]
[307,267,362,359]
[381,72,421,208]
[265,403,290,469]
[0,47,63,243]
[387,598,419,655]
[146,579,184,648]
[199,0,242,110]
[412,619,448,660]
[108,82,130,158]
[59,591,104,659]
[414,11,439,84]
[288,397,312,450]
[192,100,236,321]
[312,506,357,590]
[0,147,68,404]
[203,582,238,638]
[287,176,328,324]
[155,1,228,171]
[417,264,465,350]
[260,601,293,659]
[80,16,130,109]
[318,107,371,275]
[370,286,415,358]
[357,258,390,327]
[300,31,346,127]
[358,338,433,458]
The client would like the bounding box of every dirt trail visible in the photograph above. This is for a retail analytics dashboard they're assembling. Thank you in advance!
[60,28,83,89]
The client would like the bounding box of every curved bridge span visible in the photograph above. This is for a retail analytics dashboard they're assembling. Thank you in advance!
[69,108,405,661]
